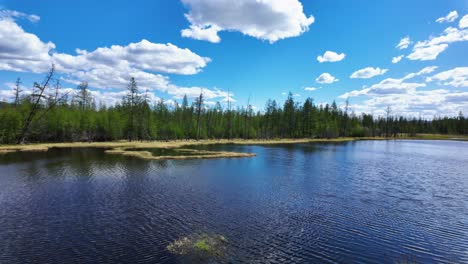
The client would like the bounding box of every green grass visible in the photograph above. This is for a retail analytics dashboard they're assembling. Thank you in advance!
[410,134,468,141]
[194,238,211,252]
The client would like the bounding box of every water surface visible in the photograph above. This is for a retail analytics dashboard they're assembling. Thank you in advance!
[0,140,467,263]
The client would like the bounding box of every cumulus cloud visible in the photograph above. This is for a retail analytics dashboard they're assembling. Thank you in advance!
[0,9,40,23]
[0,19,55,73]
[341,79,425,98]
[0,17,231,104]
[444,92,468,103]
[407,44,449,61]
[396,36,411,49]
[340,67,436,98]
[316,73,338,84]
[317,51,345,63]
[427,67,468,87]
[366,78,425,94]
[349,89,468,118]
[460,15,468,29]
[339,66,468,117]
[0,19,210,76]
[436,11,459,23]
[181,25,221,43]
[180,0,315,43]
[407,27,468,61]
[165,86,231,100]
[392,55,403,64]
[304,87,319,91]
[402,66,438,80]
[54,39,211,75]
[0,83,17,101]
[350,67,388,79]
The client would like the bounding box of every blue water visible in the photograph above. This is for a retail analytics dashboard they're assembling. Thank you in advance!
[0,140,467,263]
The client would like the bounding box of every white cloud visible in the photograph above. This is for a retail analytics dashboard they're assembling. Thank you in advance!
[0,19,55,73]
[407,27,468,61]
[317,51,345,63]
[60,63,171,91]
[340,67,467,117]
[407,44,449,61]
[396,36,411,49]
[367,78,425,94]
[340,67,436,98]
[181,25,221,43]
[392,55,403,64]
[339,88,371,98]
[444,92,468,103]
[0,9,40,23]
[95,90,131,106]
[54,39,211,75]
[436,11,459,23]
[0,84,16,101]
[402,66,438,80]
[347,89,468,118]
[415,27,468,47]
[304,87,319,91]
[165,86,232,101]
[0,17,231,105]
[350,67,388,79]
[427,67,468,87]
[316,73,338,84]
[180,0,315,43]
[460,15,468,29]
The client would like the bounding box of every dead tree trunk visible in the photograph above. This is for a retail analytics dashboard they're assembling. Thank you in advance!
[17,65,55,144]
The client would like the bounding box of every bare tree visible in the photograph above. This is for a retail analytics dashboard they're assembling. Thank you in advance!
[385,106,392,137]
[35,79,71,122]
[13,77,22,108]
[126,77,140,141]
[195,91,203,141]
[343,97,349,136]
[17,65,55,144]
[75,82,92,110]
[226,88,232,140]
[244,94,252,139]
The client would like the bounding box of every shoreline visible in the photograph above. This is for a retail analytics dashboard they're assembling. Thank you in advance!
[0,135,466,159]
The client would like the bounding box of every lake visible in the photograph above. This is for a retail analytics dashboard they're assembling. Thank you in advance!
[0,140,467,263]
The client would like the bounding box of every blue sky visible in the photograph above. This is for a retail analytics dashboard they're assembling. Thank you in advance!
[0,0,467,117]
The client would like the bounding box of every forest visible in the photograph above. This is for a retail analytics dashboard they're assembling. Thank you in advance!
[0,67,467,144]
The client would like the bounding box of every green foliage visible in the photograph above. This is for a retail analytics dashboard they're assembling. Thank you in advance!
[194,238,210,252]
[0,82,466,144]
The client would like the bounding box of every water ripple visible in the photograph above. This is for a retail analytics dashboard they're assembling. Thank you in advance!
[0,142,467,263]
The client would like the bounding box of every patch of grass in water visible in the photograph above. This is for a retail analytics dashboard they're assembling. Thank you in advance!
[167,233,228,261]
[194,238,211,252]
[106,147,255,160]
[125,148,202,157]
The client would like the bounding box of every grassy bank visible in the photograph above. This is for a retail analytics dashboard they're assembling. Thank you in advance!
[403,134,468,141]
[0,135,466,159]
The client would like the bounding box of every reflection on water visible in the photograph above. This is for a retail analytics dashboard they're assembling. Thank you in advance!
[0,141,467,263]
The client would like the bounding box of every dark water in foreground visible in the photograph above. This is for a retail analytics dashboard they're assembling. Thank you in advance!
[0,140,467,263]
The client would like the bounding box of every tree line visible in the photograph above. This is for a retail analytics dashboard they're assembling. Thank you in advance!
[0,68,466,144]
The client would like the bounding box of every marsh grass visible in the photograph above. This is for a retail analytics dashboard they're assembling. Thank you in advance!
[0,135,465,159]
[409,134,468,141]
[105,147,255,160]
[167,233,228,260]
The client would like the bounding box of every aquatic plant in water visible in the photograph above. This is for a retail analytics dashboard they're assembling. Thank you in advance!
[167,233,228,260]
